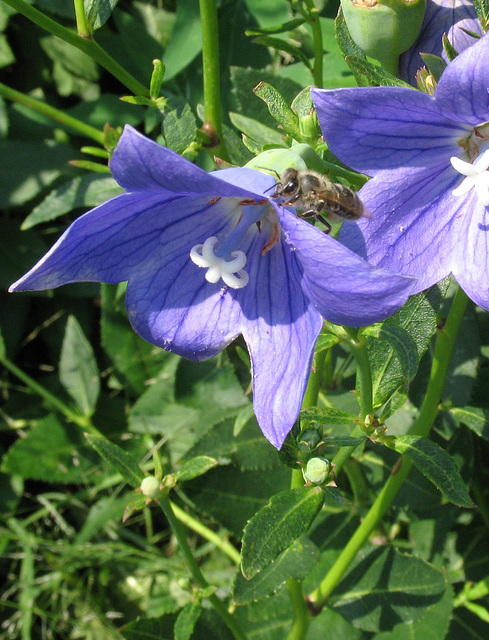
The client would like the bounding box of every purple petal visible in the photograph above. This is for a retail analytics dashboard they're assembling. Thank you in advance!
[340,188,476,294]
[312,87,467,176]
[239,233,323,449]
[9,193,236,291]
[399,0,482,85]
[452,199,489,309]
[279,212,417,326]
[435,32,489,125]
[111,125,272,200]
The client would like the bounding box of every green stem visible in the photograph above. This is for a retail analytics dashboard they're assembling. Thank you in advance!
[198,0,228,161]
[157,495,248,640]
[330,327,373,476]
[303,0,323,87]
[285,346,328,640]
[170,501,241,565]
[0,353,102,436]
[0,82,105,144]
[73,0,91,38]
[307,285,469,609]
[2,0,149,96]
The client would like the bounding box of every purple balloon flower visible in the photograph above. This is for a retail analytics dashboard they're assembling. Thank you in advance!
[312,32,489,311]
[399,0,482,85]
[9,126,415,448]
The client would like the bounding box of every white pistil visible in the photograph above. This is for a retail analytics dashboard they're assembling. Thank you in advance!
[190,236,249,289]
[450,148,489,206]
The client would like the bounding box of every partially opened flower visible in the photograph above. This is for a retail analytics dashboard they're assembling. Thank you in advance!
[312,32,489,310]
[399,0,482,85]
[9,126,415,449]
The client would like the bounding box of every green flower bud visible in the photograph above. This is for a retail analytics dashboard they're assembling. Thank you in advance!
[303,457,331,485]
[245,148,307,177]
[140,475,160,499]
[341,0,427,75]
[297,429,322,454]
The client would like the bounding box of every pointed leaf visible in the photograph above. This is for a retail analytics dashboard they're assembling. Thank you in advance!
[59,315,100,417]
[241,486,323,578]
[233,536,319,604]
[387,435,474,508]
[333,546,447,632]
[174,601,202,640]
[300,407,359,425]
[174,456,218,483]
[450,406,489,440]
[253,82,301,140]
[362,324,419,383]
[85,434,144,488]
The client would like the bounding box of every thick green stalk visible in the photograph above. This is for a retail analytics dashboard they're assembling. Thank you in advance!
[198,0,228,161]
[303,0,324,87]
[0,82,105,144]
[157,495,248,640]
[73,0,91,38]
[307,285,469,608]
[2,0,149,96]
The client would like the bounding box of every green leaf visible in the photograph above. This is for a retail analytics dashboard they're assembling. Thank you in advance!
[21,175,122,229]
[174,456,218,483]
[184,465,290,537]
[229,112,285,147]
[314,333,340,352]
[0,140,78,208]
[174,601,202,640]
[233,536,319,604]
[59,315,100,417]
[84,0,119,31]
[332,546,447,632]
[1,415,96,483]
[85,434,144,488]
[245,18,306,35]
[300,407,359,425]
[182,417,278,471]
[386,435,474,508]
[101,283,169,395]
[241,486,324,578]
[253,82,301,140]
[252,35,312,69]
[419,53,447,82]
[363,578,453,640]
[367,280,449,418]
[450,406,489,440]
[162,103,197,154]
[362,324,419,383]
[162,0,202,81]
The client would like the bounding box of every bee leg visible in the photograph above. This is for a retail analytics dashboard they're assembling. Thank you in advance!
[283,193,301,205]
[316,214,332,234]
[299,209,332,234]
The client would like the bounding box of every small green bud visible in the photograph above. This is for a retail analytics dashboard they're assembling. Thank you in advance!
[140,475,160,499]
[303,457,331,485]
[297,429,322,453]
[341,0,427,75]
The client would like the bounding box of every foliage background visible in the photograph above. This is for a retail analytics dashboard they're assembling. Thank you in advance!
[1,0,489,639]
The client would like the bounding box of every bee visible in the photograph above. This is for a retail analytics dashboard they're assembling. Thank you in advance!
[272,168,365,233]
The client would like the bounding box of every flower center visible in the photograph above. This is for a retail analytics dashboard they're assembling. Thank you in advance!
[190,236,249,289]
[189,199,275,289]
[450,144,489,206]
